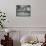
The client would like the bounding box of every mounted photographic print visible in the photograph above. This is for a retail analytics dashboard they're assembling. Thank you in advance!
[16,5,31,17]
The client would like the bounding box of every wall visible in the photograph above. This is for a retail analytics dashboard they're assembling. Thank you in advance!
[0,0,46,27]
[0,0,46,46]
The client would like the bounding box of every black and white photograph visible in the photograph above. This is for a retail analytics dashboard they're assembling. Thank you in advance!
[16,5,31,17]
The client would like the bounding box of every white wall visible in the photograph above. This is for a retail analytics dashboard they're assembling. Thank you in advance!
[0,1,46,46]
[0,0,46,27]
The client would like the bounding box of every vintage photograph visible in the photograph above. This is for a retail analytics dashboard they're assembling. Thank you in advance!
[16,5,31,17]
